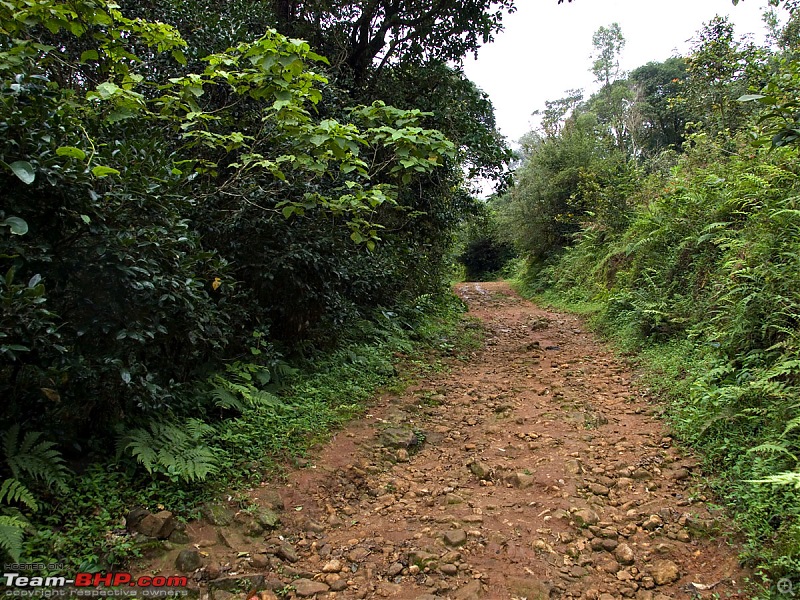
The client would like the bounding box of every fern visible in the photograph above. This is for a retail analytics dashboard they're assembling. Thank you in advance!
[118,419,219,482]
[3,425,69,493]
[0,479,38,511]
[749,470,800,489]
[0,514,27,562]
[0,426,70,562]
[748,443,797,461]
[209,364,285,413]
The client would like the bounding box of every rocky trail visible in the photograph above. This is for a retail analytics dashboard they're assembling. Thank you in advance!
[135,282,750,600]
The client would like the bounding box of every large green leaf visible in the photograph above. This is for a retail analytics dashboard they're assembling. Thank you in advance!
[56,146,87,160]
[8,161,35,185]
[91,165,120,178]
[2,217,28,236]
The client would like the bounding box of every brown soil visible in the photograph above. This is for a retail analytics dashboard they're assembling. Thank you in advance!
[137,282,750,600]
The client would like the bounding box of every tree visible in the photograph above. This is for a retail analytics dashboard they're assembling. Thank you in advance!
[678,16,762,137]
[0,0,457,433]
[591,23,625,88]
[587,24,634,154]
[267,0,516,89]
[534,89,584,138]
[629,58,689,154]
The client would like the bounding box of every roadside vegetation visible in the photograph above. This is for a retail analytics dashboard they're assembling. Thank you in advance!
[0,0,509,568]
[491,5,800,590]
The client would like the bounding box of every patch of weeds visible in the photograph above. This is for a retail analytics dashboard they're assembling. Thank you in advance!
[412,430,427,449]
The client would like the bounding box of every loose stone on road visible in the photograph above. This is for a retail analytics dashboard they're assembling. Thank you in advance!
[140,282,749,599]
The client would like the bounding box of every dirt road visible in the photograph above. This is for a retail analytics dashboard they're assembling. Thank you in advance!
[143,282,750,599]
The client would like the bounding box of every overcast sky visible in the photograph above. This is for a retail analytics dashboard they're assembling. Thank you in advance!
[462,0,777,145]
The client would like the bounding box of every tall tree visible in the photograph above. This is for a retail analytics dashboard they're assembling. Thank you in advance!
[589,24,632,153]
[679,16,761,136]
[270,0,516,89]
[591,23,625,88]
[629,58,689,155]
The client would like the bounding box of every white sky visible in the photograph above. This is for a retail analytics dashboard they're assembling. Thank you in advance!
[463,0,777,145]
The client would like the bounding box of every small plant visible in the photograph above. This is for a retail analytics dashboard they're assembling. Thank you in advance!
[0,425,69,561]
[117,420,219,483]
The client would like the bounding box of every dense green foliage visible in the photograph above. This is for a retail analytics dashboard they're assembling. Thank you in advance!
[498,10,800,591]
[0,0,510,565]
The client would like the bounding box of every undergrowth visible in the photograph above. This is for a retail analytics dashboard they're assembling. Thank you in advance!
[18,292,476,571]
[510,134,800,596]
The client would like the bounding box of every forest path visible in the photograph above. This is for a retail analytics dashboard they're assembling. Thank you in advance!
[143,282,749,600]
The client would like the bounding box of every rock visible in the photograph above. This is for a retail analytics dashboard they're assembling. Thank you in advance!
[468,460,492,480]
[615,543,635,565]
[588,482,610,496]
[209,575,265,592]
[387,562,404,577]
[596,558,620,573]
[509,472,535,488]
[203,564,222,582]
[202,503,234,526]
[408,550,438,567]
[217,528,249,550]
[277,542,299,563]
[348,547,371,562]
[440,564,458,576]
[443,529,467,547]
[292,578,329,597]
[396,448,410,462]
[175,549,202,572]
[616,569,634,581]
[573,508,600,527]
[251,555,270,569]
[454,580,483,600]
[137,511,176,539]
[168,529,191,544]
[642,515,663,531]
[380,427,418,449]
[125,507,149,531]
[632,468,652,481]
[330,580,348,592]
[235,513,265,537]
[257,509,280,529]
[461,514,483,524]
[304,519,325,534]
[445,493,464,505]
[262,490,285,511]
[671,468,690,481]
[322,559,343,573]
[506,578,550,599]
[415,596,440,600]
[650,559,680,585]
[442,551,462,563]
[600,538,618,551]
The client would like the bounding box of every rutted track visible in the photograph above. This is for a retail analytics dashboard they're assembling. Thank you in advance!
[140,282,749,600]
